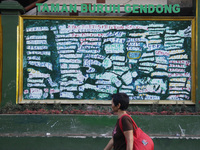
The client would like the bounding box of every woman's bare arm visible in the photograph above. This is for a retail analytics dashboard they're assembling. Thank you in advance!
[124,130,134,150]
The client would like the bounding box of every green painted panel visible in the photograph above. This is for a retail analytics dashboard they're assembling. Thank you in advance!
[0,0,24,106]
[1,15,18,105]
[0,115,200,136]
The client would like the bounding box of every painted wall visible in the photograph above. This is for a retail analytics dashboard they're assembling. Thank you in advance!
[0,1,200,150]
[0,115,200,150]
[0,0,198,107]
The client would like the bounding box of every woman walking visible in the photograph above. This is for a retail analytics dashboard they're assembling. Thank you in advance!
[104,93,134,150]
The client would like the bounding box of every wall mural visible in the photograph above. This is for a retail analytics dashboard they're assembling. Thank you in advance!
[21,18,192,101]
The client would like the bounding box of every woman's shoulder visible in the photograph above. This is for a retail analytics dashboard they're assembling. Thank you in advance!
[121,115,133,122]
[121,115,134,130]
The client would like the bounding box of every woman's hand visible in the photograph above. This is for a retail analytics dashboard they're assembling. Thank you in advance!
[104,138,114,150]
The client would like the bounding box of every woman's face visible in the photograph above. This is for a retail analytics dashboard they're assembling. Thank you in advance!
[111,99,119,112]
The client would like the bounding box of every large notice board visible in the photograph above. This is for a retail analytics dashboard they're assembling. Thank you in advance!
[18,16,196,104]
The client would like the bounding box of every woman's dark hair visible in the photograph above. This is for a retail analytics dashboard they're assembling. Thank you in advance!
[112,93,129,110]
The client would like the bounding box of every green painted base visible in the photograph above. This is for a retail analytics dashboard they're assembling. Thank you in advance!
[0,137,199,150]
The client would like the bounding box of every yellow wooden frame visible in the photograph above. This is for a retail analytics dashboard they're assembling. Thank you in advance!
[196,0,198,101]
[17,15,196,105]
[0,15,2,104]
